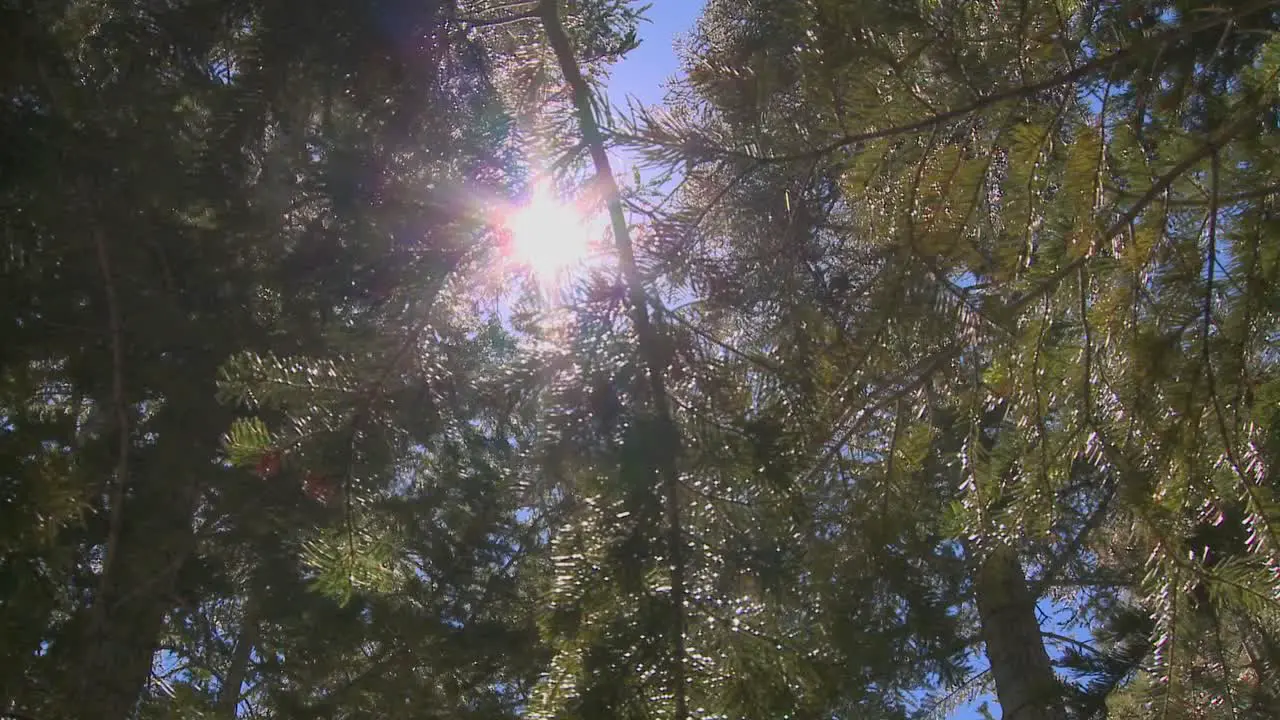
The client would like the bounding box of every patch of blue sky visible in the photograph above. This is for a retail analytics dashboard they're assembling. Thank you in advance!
[604,0,704,184]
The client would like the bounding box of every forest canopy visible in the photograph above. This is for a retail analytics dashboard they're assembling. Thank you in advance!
[1,1,1279,719]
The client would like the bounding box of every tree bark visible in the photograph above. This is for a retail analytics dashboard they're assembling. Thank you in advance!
[976,545,1066,720]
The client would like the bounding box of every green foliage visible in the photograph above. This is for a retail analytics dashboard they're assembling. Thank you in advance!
[302,521,405,604]
[5,1,1280,719]
[622,0,1280,717]
[223,417,275,469]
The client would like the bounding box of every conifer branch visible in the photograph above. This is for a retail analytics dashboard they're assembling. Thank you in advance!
[677,477,756,509]
[1208,604,1244,720]
[801,344,948,488]
[484,0,538,8]
[459,11,539,28]
[742,0,1272,165]
[1031,475,1117,596]
[802,114,1247,490]
[1203,150,1219,375]
[1043,631,1103,657]
[1032,297,1053,494]
[918,668,993,720]
[667,393,748,440]
[1104,181,1280,208]
[1203,151,1280,567]
[629,161,758,259]
[666,309,782,374]
[1000,110,1251,322]
[538,3,688,718]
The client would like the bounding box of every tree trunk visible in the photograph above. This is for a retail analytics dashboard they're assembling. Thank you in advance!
[538,3,688,719]
[51,398,226,720]
[976,545,1066,720]
[216,589,261,717]
[68,482,200,719]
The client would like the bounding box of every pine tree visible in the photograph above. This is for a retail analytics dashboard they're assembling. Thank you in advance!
[472,2,976,718]
[2,0,533,717]
[626,0,1280,717]
[6,0,1280,718]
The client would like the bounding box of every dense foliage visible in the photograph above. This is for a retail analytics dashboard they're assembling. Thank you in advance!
[2,1,1278,719]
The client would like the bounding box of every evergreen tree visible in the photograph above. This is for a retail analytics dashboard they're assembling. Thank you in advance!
[626,0,1280,717]
[2,0,533,717]
[4,0,1280,719]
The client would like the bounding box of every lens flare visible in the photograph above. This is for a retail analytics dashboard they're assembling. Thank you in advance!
[504,182,596,285]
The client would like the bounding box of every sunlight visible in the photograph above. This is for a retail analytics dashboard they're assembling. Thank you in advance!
[504,182,597,286]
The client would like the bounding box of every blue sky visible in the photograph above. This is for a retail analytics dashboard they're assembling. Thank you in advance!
[600,0,704,187]
[603,1,704,107]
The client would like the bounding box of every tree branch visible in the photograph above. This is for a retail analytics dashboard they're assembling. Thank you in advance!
[792,110,1248,495]
[667,310,782,374]
[1031,473,1118,597]
[742,1,1271,165]
[1105,181,1280,208]
[998,110,1250,323]
[457,10,538,28]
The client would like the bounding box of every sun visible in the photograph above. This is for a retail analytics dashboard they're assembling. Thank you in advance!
[504,182,596,285]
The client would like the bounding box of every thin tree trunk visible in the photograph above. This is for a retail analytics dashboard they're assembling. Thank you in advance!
[976,545,1066,720]
[538,4,687,719]
[68,499,199,719]
[92,225,130,609]
[53,398,224,720]
[216,590,261,717]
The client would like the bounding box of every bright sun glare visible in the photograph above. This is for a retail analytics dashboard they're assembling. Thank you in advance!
[505,182,596,285]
